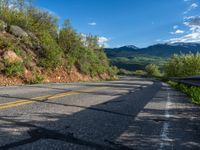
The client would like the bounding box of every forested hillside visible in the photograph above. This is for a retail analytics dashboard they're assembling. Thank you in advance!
[105,43,200,71]
[0,0,117,85]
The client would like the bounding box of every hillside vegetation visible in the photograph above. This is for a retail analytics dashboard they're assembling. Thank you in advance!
[140,53,200,78]
[0,0,117,85]
[165,53,200,77]
[144,53,200,105]
[105,47,166,71]
[110,54,166,71]
[105,43,200,71]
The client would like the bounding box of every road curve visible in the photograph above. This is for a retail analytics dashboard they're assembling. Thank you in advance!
[0,76,199,150]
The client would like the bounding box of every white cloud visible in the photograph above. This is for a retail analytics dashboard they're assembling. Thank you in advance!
[80,33,87,44]
[184,3,198,14]
[81,34,110,47]
[176,29,185,34]
[168,32,200,43]
[184,16,200,27]
[170,29,185,34]
[191,3,198,9]
[98,36,110,47]
[88,22,97,26]
[171,25,185,35]
[168,16,200,43]
[173,25,178,29]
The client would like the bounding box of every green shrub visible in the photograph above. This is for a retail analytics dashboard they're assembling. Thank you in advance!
[117,69,147,76]
[0,8,27,29]
[39,31,63,68]
[59,20,82,56]
[165,53,200,77]
[0,3,58,38]
[0,20,6,31]
[145,64,161,77]
[75,46,98,76]
[133,70,147,76]
[66,45,113,77]
[4,62,24,76]
[168,81,200,105]
[14,48,22,56]
[0,1,117,79]
[108,66,119,77]
[118,69,133,75]
[0,35,16,49]
[32,73,44,84]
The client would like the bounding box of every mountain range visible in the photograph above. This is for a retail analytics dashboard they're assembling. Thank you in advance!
[104,42,200,71]
[105,42,200,58]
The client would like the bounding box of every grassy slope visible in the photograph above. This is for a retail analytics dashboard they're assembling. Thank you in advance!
[105,48,167,71]
[168,81,200,105]
[110,55,166,71]
[0,2,117,85]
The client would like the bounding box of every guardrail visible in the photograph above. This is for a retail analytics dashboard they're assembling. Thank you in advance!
[166,76,200,87]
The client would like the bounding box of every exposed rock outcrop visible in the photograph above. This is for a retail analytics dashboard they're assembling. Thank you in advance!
[3,50,23,64]
[9,25,28,38]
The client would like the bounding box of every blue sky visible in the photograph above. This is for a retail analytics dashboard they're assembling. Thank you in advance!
[34,0,200,48]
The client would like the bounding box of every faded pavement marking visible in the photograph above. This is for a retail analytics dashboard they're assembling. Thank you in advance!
[159,87,173,150]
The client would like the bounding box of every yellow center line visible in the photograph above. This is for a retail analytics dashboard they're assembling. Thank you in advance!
[0,100,28,107]
[0,101,33,109]
[0,87,108,110]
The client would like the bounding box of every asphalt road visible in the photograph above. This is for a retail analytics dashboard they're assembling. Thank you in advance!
[0,76,200,150]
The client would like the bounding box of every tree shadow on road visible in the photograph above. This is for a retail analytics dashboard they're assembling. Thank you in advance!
[0,81,199,150]
[0,81,161,149]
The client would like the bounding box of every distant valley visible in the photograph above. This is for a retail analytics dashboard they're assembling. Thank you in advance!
[104,43,200,71]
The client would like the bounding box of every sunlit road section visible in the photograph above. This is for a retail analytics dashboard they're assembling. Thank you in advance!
[0,77,199,150]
